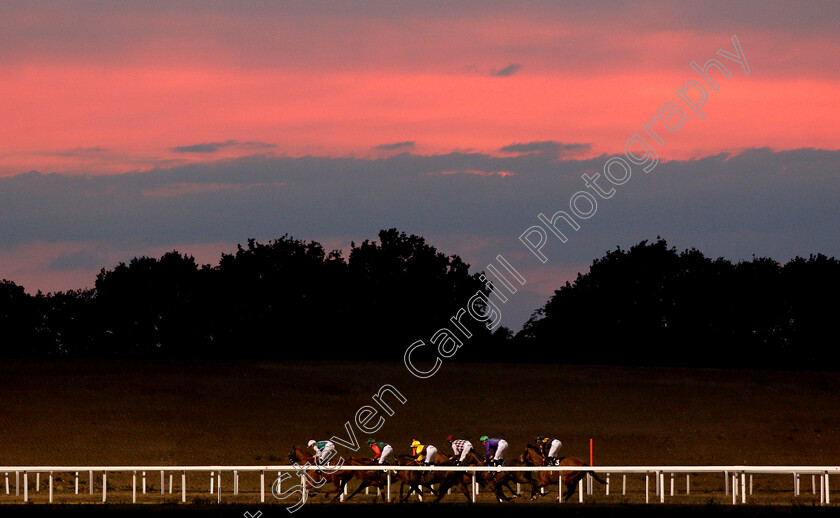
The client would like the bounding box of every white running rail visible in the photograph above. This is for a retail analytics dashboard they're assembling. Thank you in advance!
[2,465,836,506]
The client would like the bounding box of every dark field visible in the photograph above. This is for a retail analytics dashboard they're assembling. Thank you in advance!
[2,359,840,513]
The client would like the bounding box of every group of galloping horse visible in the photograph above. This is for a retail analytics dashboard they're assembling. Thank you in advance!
[287,443,605,504]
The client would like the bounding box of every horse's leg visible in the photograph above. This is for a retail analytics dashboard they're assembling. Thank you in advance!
[398,483,414,504]
[494,481,508,503]
[511,474,528,498]
[562,472,584,503]
[426,482,439,497]
[530,474,546,500]
[344,479,370,501]
[460,481,473,503]
[563,481,577,502]
[501,478,519,500]
[528,476,538,500]
[326,473,354,501]
[485,474,506,503]
[432,479,450,503]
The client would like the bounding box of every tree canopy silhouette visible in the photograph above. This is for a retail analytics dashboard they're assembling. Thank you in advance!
[0,229,497,359]
[519,238,839,369]
[2,233,837,368]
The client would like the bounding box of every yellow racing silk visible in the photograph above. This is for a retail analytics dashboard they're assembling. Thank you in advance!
[411,443,426,462]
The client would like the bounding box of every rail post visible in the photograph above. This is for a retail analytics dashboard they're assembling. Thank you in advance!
[659,471,665,503]
[133,471,137,503]
[579,475,584,502]
[300,472,306,504]
[49,472,53,503]
[558,473,562,503]
[827,472,831,504]
[731,472,737,505]
[821,473,826,505]
[182,471,186,503]
[741,471,746,504]
[24,472,28,502]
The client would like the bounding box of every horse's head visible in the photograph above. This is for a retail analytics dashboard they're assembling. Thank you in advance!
[521,443,540,465]
[288,445,300,463]
[466,450,486,466]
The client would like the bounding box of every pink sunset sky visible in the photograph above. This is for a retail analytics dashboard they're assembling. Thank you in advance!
[2,2,838,175]
[2,2,839,329]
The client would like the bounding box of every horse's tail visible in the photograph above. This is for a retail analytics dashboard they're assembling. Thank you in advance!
[584,465,607,485]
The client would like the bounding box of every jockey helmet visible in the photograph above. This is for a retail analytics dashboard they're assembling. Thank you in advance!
[446,435,454,442]
[411,439,421,447]
[534,435,542,443]
[367,438,375,444]
[308,440,316,447]
[480,435,489,442]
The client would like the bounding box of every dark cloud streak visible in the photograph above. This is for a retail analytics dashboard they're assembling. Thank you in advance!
[170,140,276,153]
[374,141,415,151]
[499,141,591,158]
[491,63,522,77]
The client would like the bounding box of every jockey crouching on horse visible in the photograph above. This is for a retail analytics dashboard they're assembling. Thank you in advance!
[446,435,473,465]
[367,438,394,466]
[534,435,562,466]
[308,439,336,473]
[410,439,437,474]
[480,436,509,467]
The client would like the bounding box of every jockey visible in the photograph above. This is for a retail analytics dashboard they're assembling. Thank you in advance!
[480,436,509,466]
[410,439,437,466]
[534,435,562,466]
[366,438,394,465]
[308,439,336,467]
[446,435,473,465]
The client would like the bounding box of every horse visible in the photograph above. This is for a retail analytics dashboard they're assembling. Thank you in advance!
[520,443,606,502]
[393,454,438,503]
[423,451,475,503]
[287,445,369,502]
[460,450,528,502]
[343,457,394,502]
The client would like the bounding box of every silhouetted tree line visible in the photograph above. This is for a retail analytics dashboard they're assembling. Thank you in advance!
[0,229,501,359]
[2,233,838,368]
[518,238,840,369]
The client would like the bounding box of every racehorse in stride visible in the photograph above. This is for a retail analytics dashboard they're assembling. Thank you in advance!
[520,443,606,502]
[287,445,375,502]
[461,450,531,503]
